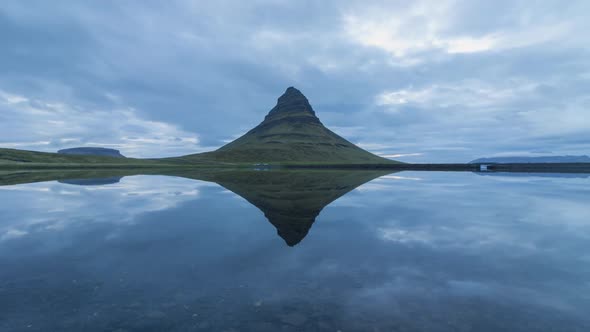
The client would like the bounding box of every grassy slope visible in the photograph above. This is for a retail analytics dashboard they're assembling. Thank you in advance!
[0,148,185,168]
[173,120,401,165]
[0,147,397,169]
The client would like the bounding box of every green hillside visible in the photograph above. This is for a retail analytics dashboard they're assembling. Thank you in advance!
[0,148,177,168]
[177,87,399,164]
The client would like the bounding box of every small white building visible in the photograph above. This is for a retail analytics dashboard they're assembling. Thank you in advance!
[480,164,491,171]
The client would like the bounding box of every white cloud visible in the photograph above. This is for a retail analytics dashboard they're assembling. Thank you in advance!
[0,90,29,104]
[342,1,576,63]
[378,153,423,159]
[353,175,424,192]
[377,227,431,244]
[0,89,204,157]
[343,13,500,58]
[445,36,498,54]
[375,76,590,142]
[379,175,422,181]
[355,142,398,151]
[0,229,28,241]
[525,102,590,137]
[376,79,539,109]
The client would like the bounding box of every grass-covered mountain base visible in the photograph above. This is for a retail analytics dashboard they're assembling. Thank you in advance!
[0,148,210,169]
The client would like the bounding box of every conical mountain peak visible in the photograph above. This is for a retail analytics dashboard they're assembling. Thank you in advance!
[203,86,395,164]
[264,86,317,122]
[283,86,304,98]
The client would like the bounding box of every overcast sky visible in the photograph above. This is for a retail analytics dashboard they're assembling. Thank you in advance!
[1,1,589,162]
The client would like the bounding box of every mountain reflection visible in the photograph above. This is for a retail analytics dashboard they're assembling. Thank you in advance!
[0,169,391,246]
[194,170,391,245]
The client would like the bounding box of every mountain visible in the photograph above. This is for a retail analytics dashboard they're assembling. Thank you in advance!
[58,147,126,158]
[470,155,590,164]
[181,87,396,164]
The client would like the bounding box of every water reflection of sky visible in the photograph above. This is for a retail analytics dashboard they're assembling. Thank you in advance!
[0,176,219,242]
[0,172,589,331]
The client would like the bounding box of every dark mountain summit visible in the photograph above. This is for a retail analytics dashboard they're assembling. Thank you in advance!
[58,147,125,158]
[264,86,318,122]
[186,87,395,164]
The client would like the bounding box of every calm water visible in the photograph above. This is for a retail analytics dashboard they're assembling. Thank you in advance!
[0,170,589,332]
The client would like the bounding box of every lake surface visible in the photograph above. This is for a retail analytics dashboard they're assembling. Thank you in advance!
[0,170,589,332]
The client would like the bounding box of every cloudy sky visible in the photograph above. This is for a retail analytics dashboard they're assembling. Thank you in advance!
[1,0,589,162]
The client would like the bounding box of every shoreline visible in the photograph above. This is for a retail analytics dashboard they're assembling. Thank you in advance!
[1,162,590,173]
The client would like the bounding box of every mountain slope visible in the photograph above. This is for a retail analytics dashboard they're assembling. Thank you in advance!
[182,87,397,164]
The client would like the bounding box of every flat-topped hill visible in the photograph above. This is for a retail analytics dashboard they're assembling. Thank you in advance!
[58,147,126,158]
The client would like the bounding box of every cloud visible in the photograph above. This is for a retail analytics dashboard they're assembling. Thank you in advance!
[342,1,580,62]
[376,80,539,108]
[0,89,206,157]
[0,0,589,161]
[0,228,27,241]
[369,73,590,161]
[378,153,423,159]
[341,3,502,59]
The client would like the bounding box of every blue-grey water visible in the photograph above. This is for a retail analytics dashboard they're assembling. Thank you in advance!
[0,170,589,332]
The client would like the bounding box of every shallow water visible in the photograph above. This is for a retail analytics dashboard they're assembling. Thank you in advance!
[0,170,589,332]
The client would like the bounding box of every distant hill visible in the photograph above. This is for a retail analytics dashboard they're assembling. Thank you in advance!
[179,87,397,164]
[58,147,125,158]
[470,155,590,164]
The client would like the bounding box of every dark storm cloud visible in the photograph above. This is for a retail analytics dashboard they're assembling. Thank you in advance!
[0,0,588,160]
